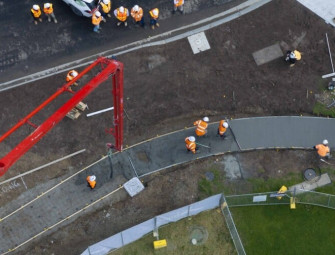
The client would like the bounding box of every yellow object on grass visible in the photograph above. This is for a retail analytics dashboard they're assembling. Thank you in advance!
[153,239,167,249]
[290,197,296,209]
[277,185,287,200]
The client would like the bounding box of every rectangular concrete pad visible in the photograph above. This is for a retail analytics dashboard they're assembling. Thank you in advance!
[252,43,283,66]
[187,32,211,54]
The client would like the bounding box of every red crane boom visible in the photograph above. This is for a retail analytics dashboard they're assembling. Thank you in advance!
[0,57,123,177]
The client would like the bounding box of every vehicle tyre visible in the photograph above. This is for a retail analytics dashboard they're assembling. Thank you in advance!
[70,5,83,16]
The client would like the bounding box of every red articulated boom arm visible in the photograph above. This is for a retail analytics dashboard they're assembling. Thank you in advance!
[0,57,123,177]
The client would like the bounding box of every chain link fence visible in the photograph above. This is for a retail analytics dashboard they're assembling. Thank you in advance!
[81,190,335,255]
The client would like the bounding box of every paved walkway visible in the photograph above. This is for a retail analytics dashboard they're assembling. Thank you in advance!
[0,116,334,254]
[296,0,335,27]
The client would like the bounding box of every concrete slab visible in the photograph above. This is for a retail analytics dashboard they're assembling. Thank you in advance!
[296,0,335,27]
[2,116,335,253]
[289,173,332,193]
[187,32,211,54]
[230,116,335,150]
[124,177,145,197]
[252,43,283,66]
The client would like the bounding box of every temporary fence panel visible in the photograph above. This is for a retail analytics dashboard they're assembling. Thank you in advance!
[82,194,222,255]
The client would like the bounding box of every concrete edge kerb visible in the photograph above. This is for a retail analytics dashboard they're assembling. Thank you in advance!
[0,0,272,92]
[0,116,326,225]
[0,115,332,254]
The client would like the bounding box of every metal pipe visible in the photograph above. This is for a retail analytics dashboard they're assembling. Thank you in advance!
[326,33,335,73]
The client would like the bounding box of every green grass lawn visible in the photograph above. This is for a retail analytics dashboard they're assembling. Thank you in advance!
[110,164,335,255]
[230,204,335,254]
[110,210,236,255]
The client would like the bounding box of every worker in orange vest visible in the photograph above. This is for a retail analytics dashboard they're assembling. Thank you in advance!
[43,3,57,23]
[173,0,184,14]
[185,136,197,154]
[92,11,105,33]
[314,139,331,159]
[86,175,97,189]
[66,70,79,89]
[131,5,145,27]
[114,6,129,27]
[99,0,112,19]
[218,120,228,138]
[194,117,209,137]
[31,4,42,25]
[149,8,159,30]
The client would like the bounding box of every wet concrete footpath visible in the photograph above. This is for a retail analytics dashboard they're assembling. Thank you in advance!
[0,116,335,254]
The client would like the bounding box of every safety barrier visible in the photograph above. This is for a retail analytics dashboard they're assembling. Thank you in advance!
[82,189,335,255]
[81,194,222,255]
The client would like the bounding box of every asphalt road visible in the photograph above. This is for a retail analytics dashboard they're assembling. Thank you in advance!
[0,0,240,83]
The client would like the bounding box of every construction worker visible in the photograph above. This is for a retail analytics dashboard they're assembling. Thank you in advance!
[173,0,184,14]
[66,70,79,89]
[43,3,57,23]
[193,117,209,137]
[131,5,145,27]
[92,11,105,33]
[185,136,197,154]
[285,50,302,66]
[114,6,129,27]
[314,140,331,159]
[31,5,42,25]
[218,120,229,138]
[149,8,159,30]
[86,175,97,189]
[99,0,112,19]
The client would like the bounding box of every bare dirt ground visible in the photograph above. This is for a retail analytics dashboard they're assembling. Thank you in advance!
[1,0,335,254]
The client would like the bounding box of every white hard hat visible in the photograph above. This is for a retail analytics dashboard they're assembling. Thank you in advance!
[119,6,124,13]
[323,139,329,145]
[71,71,78,77]
[45,3,51,8]
[133,5,139,12]
[95,11,101,17]
[33,5,39,10]
[153,9,158,16]
[290,52,296,59]
[203,117,209,122]
[103,0,109,4]
[89,175,96,181]
[189,136,195,142]
[223,122,229,128]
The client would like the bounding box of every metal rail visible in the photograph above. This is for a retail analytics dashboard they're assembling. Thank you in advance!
[0,57,124,176]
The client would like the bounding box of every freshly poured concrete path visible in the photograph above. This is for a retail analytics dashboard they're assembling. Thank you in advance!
[0,116,335,253]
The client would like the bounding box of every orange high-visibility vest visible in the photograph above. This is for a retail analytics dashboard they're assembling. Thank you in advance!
[66,70,78,82]
[92,14,102,25]
[43,4,53,14]
[31,8,41,18]
[316,144,330,157]
[116,9,128,21]
[100,2,111,14]
[185,138,196,153]
[193,120,208,136]
[86,176,96,189]
[131,7,143,22]
[218,120,227,136]
[149,8,159,19]
[174,0,184,7]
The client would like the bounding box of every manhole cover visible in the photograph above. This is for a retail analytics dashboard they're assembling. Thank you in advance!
[189,225,208,245]
[303,168,316,181]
